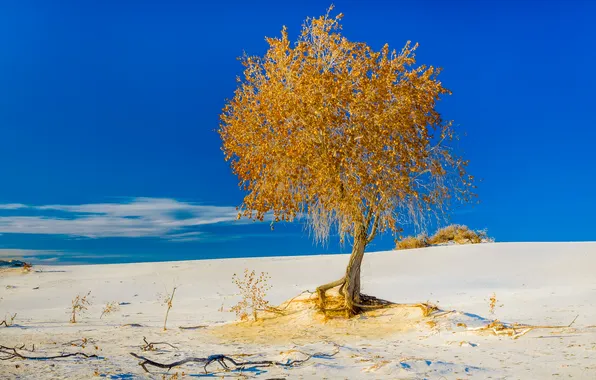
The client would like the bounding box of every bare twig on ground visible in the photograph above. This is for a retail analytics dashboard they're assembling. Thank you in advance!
[0,345,99,361]
[178,325,207,330]
[130,344,340,373]
[0,313,17,327]
[141,337,178,351]
[121,323,144,328]
[63,338,98,349]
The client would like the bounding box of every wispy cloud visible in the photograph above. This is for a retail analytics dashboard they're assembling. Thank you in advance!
[0,203,27,210]
[0,197,240,240]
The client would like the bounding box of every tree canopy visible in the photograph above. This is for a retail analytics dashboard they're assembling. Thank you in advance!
[220,9,473,245]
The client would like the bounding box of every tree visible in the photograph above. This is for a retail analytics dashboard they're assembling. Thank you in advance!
[219,7,474,317]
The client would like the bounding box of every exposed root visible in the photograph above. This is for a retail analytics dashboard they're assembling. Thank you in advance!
[316,277,345,310]
[316,277,395,318]
[352,294,395,310]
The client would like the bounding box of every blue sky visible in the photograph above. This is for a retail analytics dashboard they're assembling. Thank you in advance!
[0,0,594,264]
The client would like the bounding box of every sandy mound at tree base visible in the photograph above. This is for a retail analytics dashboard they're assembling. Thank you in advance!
[210,290,425,344]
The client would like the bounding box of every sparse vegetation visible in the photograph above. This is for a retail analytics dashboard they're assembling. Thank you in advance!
[70,291,92,323]
[162,286,177,331]
[100,301,120,319]
[230,269,272,321]
[395,224,493,250]
[489,293,497,315]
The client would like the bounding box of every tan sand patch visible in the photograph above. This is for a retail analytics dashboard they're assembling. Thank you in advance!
[209,292,424,344]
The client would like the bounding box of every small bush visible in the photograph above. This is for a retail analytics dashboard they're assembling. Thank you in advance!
[230,269,271,321]
[395,234,429,250]
[396,224,493,250]
[428,224,492,245]
[100,301,119,319]
[70,291,92,323]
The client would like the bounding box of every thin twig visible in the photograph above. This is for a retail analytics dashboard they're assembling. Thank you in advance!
[141,337,178,351]
[178,325,207,330]
[0,313,17,327]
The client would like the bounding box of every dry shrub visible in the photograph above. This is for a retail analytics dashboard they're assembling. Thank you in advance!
[395,234,429,250]
[162,286,177,331]
[100,301,120,319]
[417,302,439,317]
[396,224,493,250]
[429,224,491,245]
[230,269,271,321]
[70,291,92,323]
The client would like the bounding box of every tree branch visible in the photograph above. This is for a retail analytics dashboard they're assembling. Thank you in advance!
[366,212,380,244]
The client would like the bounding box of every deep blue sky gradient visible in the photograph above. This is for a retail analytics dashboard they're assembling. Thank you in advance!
[0,0,594,263]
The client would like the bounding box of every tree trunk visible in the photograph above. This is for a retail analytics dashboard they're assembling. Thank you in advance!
[342,222,367,316]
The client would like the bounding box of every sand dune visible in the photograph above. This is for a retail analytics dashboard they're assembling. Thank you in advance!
[1,242,595,378]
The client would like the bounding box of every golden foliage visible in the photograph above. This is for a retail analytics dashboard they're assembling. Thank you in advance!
[219,6,474,244]
[395,224,492,250]
[428,224,492,245]
[230,269,272,321]
[395,233,429,250]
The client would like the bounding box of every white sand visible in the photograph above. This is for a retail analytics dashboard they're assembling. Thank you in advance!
[1,242,595,379]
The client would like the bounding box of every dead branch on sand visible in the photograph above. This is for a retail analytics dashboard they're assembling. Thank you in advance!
[63,337,97,348]
[130,344,340,374]
[0,313,17,327]
[141,337,178,351]
[0,344,99,361]
[178,325,207,330]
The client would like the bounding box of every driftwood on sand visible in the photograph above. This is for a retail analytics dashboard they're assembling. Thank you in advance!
[130,344,340,374]
[0,344,99,361]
